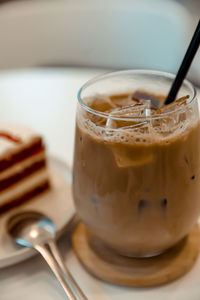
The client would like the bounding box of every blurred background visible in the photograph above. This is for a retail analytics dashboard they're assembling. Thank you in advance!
[0,0,199,165]
[0,0,199,82]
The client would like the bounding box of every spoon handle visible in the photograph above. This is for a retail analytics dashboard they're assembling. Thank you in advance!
[48,240,87,300]
[35,244,76,300]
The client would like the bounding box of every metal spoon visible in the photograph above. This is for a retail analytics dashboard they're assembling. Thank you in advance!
[7,211,87,300]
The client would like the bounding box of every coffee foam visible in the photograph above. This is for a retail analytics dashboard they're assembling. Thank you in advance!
[78,95,198,145]
[78,115,194,145]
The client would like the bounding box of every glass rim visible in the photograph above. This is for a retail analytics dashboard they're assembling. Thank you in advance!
[77,69,197,121]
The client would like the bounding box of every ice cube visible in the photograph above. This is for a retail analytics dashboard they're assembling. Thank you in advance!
[106,102,151,129]
[111,102,151,118]
[132,90,165,108]
[83,95,117,127]
[175,95,189,105]
[156,95,189,115]
[109,93,134,107]
[111,146,154,168]
[85,95,117,112]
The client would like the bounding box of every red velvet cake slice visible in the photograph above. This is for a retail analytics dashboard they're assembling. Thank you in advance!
[0,123,50,212]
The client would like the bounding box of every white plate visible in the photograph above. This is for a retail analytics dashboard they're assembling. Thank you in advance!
[0,157,75,269]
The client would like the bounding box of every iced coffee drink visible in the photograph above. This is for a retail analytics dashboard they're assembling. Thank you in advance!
[73,70,200,257]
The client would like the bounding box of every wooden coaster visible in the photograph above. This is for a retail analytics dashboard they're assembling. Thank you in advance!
[72,222,200,287]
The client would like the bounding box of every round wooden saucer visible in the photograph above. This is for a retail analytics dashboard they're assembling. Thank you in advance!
[72,222,200,287]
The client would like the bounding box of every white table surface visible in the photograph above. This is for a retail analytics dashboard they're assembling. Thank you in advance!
[0,68,109,169]
[1,68,200,300]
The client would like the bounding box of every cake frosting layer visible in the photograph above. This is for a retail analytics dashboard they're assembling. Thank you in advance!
[0,122,43,159]
[0,138,44,172]
[0,169,49,205]
[0,182,49,213]
[0,152,45,180]
[0,122,40,144]
[0,160,46,192]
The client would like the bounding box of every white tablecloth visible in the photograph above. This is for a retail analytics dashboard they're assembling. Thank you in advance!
[1,68,200,300]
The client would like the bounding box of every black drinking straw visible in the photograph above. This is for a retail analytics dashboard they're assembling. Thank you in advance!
[164,19,200,106]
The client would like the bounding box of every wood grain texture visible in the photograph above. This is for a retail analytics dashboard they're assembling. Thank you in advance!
[72,222,200,287]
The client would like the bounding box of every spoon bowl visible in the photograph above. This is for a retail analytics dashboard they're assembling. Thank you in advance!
[7,210,87,300]
[7,211,56,248]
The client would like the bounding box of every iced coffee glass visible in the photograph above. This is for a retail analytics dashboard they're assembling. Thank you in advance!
[73,70,200,257]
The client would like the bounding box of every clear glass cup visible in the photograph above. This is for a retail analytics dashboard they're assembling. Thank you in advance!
[73,70,200,257]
